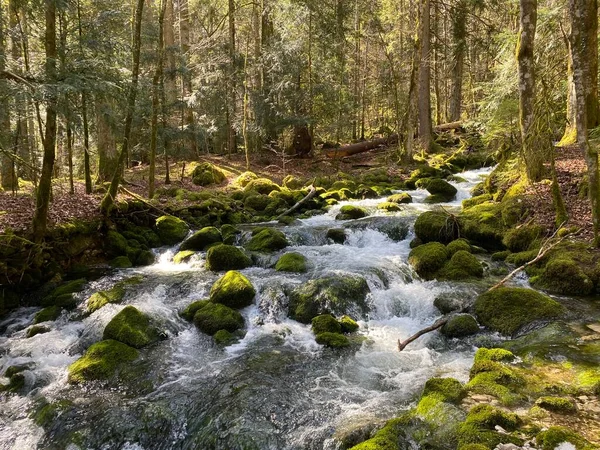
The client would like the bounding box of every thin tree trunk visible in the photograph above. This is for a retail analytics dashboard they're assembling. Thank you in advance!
[96,100,118,183]
[418,0,432,152]
[77,0,92,194]
[0,0,12,191]
[228,0,237,154]
[67,122,74,194]
[32,0,58,242]
[179,0,196,154]
[100,0,145,215]
[449,0,466,122]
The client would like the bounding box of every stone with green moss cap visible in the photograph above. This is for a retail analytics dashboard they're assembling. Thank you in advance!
[441,250,483,280]
[193,302,244,335]
[311,314,342,334]
[408,242,449,279]
[155,215,189,245]
[536,426,593,450]
[377,202,402,212]
[34,306,62,324]
[206,245,252,271]
[68,339,139,384]
[422,377,466,404]
[414,211,460,244]
[244,177,281,195]
[275,252,307,273]
[339,315,359,333]
[446,238,471,256]
[336,205,368,220]
[173,250,195,264]
[234,171,258,187]
[315,332,350,348]
[534,396,576,413]
[474,287,564,336]
[387,193,412,204]
[87,284,126,313]
[209,270,256,309]
[245,228,289,252]
[103,306,161,349]
[179,226,222,251]
[457,404,522,449]
[180,300,209,321]
[191,162,226,186]
[441,314,479,338]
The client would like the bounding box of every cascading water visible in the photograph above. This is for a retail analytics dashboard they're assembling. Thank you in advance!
[0,168,493,450]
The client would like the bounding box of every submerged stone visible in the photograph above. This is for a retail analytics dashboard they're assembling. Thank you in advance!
[311,314,342,334]
[326,228,347,244]
[315,332,350,348]
[68,339,139,384]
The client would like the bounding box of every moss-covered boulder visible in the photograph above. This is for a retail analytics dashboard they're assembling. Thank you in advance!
[312,314,342,334]
[244,178,281,195]
[339,315,359,333]
[457,404,522,449]
[326,228,347,244]
[179,227,222,251]
[275,252,307,273]
[446,239,471,256]
[42,279,86,308]
[387,193,412,204]
[315,332,350,348]
[245,228,289,252]
[191,162,226,186]
[206,245,252,271]
[156,215,189,245]
[474,287,564,336]
[422,377,466,404]
[336,205,368,220]
[408,242,449,279]
[422,178,457,198]
[220,224,241,245]
[106,231,129,257]
[213,329,237,346]
[377,202,402,212]
[103,306,161,349]
[244,194,271,211]
[173,250,195,264]
[349,417,408,450]
[87,284,126,313]
[68,339,139,384]
[532,258,594,296]
[209,270,256,309]
[502,225,543,252]
[534,396,576,414]
[536,426,593,450]
[283,175,303,189]
[234,171,258,187]
[414,211,459,244]
[441,251,483,280]
[180,300,210,321]
[433,292,467,314]
[441,314,479,338]
[193,302,244,335]
[110,256,132,268]
[33,306,62,324]
[26,325,50,338]
[288,275,370,323]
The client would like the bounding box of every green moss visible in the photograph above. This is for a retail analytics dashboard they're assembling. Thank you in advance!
[532,258,594,296]
[234,171,258,187]
[34,306,62,324]
[244,194,271,211]
[408,242,450,279]
[421,178,458,198]
[87,284,126,313]
[312,314,342,334]
[32,400,73,427]
[577,369,600,395]
[536,426,593,450]
[474,348,515,363]
[535,396,576,413]
[457,422,522,449]
[502,225,543,252]
[288,275,370,323]
[180,300,209,321]
[339,315,359,333]
[377,202,402,212]
[106,231,129,257]
[156,215,190,246]
[491,250,511,261]
[206,245,252,271]
[68,339,139,384]
[209,270,256,309]
[458,445,489,450]
[220,224,241,245]
[336,205,368,220]
[414,211,460,244]
[135,250,155,266]
[355,185,378,199]
[462,194,493,209]
[110,256,132,268]
[193,302,244,335]
[469,360,520,384]
[441,314,479,338]
[103,306,160,348]
[349,417,407,450]
[474,287,564,336]
[245,228,289,252]
[422,377,466,404]
[191,162,226,186]
[213,329,237,346]
[446,239,471,256]
[275,252,307,273]
[326,228,347,244]
[26,325,50,338]
[244,178,281,195]
[179,227,222,251]
[282,175,303,189]
[173,250,196,264]
[505,249,538,265]
[441,250,483,280]
[315,332,350,348]
[465,404,521,431]
[387,193,412,204]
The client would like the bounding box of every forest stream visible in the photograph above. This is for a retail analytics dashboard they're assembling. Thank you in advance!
[0,166,579,450]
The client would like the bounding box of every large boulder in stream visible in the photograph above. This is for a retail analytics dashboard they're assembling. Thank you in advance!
[179,226,222,251]
[245,227,289,252]
[336,205,368,220]
[414,211,460,244]
[209,270,256,308]
[288,275,371,323]
[68,339,139,384]
[155,215,189,245]
[275,252,307,273]
[206,245,252,271]
[193,302,244,335]
[103,306,161,349]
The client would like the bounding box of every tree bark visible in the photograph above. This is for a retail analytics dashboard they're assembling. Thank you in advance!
[32,0,58,242]
[417,0,433,152]
[0,0,12,191]
[77,0,92,194]
[449,0,467,122]
[100,0,145,215]
[96,100,118,183]
[179,0,196,154]
[227,0,237,154]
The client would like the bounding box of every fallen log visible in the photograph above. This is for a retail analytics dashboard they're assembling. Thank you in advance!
[397,318,448,351]
[275,185,317,220]
[434,121,463,132]
[326,134,398,158]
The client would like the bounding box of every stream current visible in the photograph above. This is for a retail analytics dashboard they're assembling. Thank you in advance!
[0,168,493,450]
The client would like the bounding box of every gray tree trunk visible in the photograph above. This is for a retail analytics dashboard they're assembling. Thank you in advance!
[417,0,432,152]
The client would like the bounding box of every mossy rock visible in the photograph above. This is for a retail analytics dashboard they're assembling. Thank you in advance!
[206,245,252,271]
[339,315,359,333]
[532,258,594,296]
[441,314,479,338]
[355,185,379,199]
[220,224,241,245]
[106,231,129,257]
[282,175,304,189]
[440,250,483,280]
[387,193,412,204]
[68,339,139,384]
[110,256,133,268]
[244,178,281,195]
[193,302,244,335]
[420,178,457,198]
[33,306,62,324]
[422,377,466,404]
[209,270,256,309]
[42,279,86,307]
[315,332,350,348]
[179,227,222,251]
[408,242,449,279]
[462,194,493,209]
[474,348,515,363]
[326,228,347,244]
[213,329,237,346]
[502,225,543,252]
[534,396,576,414]
[377,202,402,212]
[32,400,74,428]
[26,325,50,338]
[103,306,161,349]
[456,404,522,449]
[191,162,226,186]
[288,275,371,324]
[275,252,307,273]
[446,239,471,256]
[135,250,155,266]
[414,211,460,244]
[434,293,467,314]
[244,194,271,211]
[312,314,342,334]
[336,205,368,220]
[245,228,289,252]
[536,426,593,450]
[474,287,564,336]
[87,284,126,313]
[173,250,196,264]
[234,171,258,187]
[180,300,210,321]
[156,215,190,246]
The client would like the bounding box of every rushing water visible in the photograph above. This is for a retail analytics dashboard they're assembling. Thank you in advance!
[0,168,494,450]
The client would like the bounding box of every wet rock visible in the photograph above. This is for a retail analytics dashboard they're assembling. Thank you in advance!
[377,202,402,212]
[245,228,289,252]
[440,250,483,280]
[336,205,368,220]
[26,325,50,338]
[180,227,222,251]
[68,339,139,384]
[441,314,480,338]
[339,315,359,333]
[180,300,210,321]
[155,215,189,246]
[193,302,244,335]
[311,314,342,334]
[387,193,413,204]
[315,332,350,348]
[206,245,252,271]
[33,306,62,324]
[408,242,449,279]
[209,270,256,309]
[275,252,307,273]
[103,306,161,349]
[326,228,347,244]
[173,250,195,264]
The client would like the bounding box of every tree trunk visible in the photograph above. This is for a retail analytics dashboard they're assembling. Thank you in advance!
[163,0,177,108]
[96,100,118,183]
[179,0,196,154]
[77,0,92,194]
[449,0,467,122]
[32,0,58,242]
[100,0,145,215]
[570,0,600,245]
[417,0,432,152]
[0,0,12,191]
[227,0,237,154]
[517,0,543,181]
